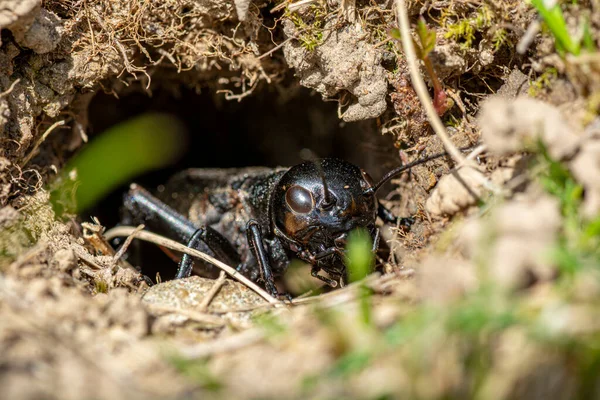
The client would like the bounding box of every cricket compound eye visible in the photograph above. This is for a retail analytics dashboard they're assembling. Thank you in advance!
[285,185,314,214]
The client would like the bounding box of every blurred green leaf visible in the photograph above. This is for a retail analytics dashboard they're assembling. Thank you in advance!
[447,298,516,335]
[169,355,223,391]
[385,308,438,346]
[345,228,374,283]
[50,113,187,215]
[344,228,374,326]
[582,17,596,53]
[551,245,581,275]
[535,141,600,276]
[329,350,371,378]
[537,140,582,216]
[583,217,600,239]
[254,311,288,337]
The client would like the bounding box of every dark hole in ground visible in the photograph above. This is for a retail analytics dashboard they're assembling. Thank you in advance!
[86,84,399,282]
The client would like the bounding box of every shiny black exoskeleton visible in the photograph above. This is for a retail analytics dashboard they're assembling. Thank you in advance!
[121,154,447,297]
[270,159,379,288]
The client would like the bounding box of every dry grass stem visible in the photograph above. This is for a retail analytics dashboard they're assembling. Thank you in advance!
[287,0,319,12]
[198,271,227,312]
[112,224,145,263]
[104,226,283,306]
[258,37,294,60]
[0,79,20,99]
[567,52,600,65]
[394,1,471,168]
[290,273,384,307]
[20,120,66,167]
[517,19,540,54]
[341,0,357,22]
[72,244,105,269]
[456,145,487,169]
[396,0,499,194]
[147,304,225,326]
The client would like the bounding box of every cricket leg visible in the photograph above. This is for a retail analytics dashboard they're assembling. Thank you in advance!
[123,184,241,278]
[311,266,339,287]
[372,227,381,253]
[177,226,241,279]
[123,184,197,241]
[377,203,414,228]
[245,219,280,298]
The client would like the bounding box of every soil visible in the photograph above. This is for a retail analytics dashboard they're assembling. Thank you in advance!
[1,0,600,399]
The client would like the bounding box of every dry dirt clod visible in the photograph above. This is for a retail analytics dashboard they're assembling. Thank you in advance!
[142,276,266,333]
[282,19,388,122]
[458,192,562,289]
[496,69,529,99]
[0,275,194,400]
[10,8,63,54]
[479,96,582,160]
[570,135,600,217]
[480,96,600,217]
[425,166,487,217]
[0,205,21,228]
[234,0,252,21]
[429,43,469,80]
[51,248,77,273]
[418,256,478,304]
[389,66,430,142]
[0,0,40,43]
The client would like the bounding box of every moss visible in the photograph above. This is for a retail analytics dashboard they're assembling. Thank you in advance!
[491,28,508,51]
[528,67,558,97]
[443,5,493,49]
[285,6,328,52]
[95,280,109,294]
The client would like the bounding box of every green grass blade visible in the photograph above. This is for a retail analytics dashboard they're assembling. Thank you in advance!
[345,228,375,325]
[531,0,580,55]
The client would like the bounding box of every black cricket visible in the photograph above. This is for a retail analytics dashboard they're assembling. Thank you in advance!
[120,153,449,297]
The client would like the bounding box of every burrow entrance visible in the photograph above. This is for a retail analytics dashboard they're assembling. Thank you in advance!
[85,85,401,281]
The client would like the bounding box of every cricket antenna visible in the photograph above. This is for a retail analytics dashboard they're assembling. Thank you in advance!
[300,148,334,208]
[316,159,334,207]
[365,150,457,195]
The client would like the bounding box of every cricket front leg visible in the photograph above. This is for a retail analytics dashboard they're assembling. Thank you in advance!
[177,226,242,279]
[245,220,280,298]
